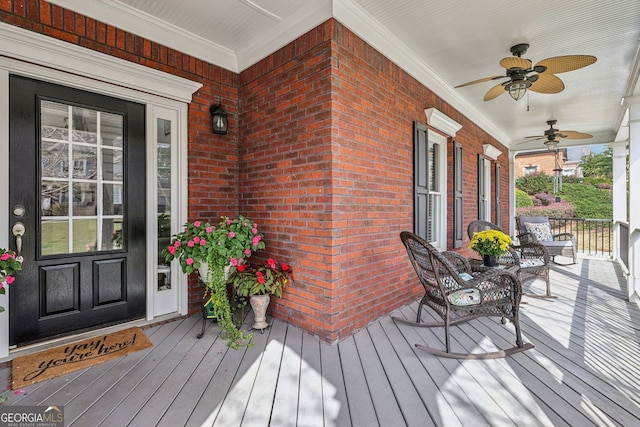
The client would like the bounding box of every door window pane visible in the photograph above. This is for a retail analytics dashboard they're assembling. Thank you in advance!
[40,100,125,255]
[157,118,172,291]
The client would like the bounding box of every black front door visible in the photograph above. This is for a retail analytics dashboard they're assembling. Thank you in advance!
[8,76,146,346]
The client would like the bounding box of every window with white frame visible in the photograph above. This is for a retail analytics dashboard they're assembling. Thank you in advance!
[413,123,447,251]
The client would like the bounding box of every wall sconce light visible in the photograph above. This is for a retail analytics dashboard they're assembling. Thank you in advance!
[209,104,228,135]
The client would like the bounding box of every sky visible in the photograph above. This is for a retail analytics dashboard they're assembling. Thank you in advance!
[566,144,608,161]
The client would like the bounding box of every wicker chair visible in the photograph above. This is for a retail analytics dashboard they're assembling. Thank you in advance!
[467,220,552,298]
[516,216,577,265]
[394,231,533,359]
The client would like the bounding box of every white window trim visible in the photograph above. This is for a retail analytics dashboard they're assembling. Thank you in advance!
[0,22,200,358]
[483,159,492,221]
[428,130,447,251]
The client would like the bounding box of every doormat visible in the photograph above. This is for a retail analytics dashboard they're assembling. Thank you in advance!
[11,327,153,389]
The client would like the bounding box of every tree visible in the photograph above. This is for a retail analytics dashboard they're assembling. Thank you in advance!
[580,148,612,179]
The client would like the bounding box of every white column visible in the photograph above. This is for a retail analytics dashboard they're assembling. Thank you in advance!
[627,96,640,303]
[611,141,628,262]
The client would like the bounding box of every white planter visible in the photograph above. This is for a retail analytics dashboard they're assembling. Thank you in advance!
[197,262,230,283]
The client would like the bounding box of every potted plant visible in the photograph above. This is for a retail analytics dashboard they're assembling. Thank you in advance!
[162,215,265,348]
[0,248,22,313]
[469,229,512,267]
[228,258,292,330]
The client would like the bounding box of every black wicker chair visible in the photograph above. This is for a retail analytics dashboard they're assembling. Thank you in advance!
[467,220,553,298]
[394,231,533,359]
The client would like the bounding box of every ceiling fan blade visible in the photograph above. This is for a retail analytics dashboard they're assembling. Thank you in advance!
[534,55,597,74]
[455,75,506,88]
[529,73,564,94]
[499,57,532,69]
[556,130,593,139]
[483,83,505,101]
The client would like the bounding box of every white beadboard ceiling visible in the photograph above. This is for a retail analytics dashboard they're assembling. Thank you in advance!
[49,0,640,151]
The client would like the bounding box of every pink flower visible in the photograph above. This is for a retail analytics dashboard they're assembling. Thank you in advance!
[5,276,14,285]
[193,236,201,243]
[0,253,8,261]
[243,222,248,227]
[228,231,235,238]
[282,263,290,271]
[252,228,258,234]
[252,236,261,246]
[227,219,232,225]
[187,241,195,247]
[174,241,181,248]
[267,258,277,269]
[230,258,238,266]
[200,239,207,246]
[186,258,194,265]
[206,227,213,233]
[168,246,176,255]
[253,223,258,228]
[194,221,201,227]
[244,248,251,255]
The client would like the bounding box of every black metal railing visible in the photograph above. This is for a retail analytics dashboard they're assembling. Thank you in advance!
[546,217,613,256]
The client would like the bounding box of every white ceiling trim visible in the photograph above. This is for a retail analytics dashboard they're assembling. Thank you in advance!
[236,1,333,71]
[333,0,510,145]
[48,0,238,72]
[0,22,202,103]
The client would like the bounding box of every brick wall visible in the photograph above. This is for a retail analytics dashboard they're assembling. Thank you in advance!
[2,2,511,343]
[514,149,566,178]
[239,20,511,341]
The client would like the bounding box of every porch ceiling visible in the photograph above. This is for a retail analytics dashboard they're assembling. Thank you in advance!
[50,0,640,151]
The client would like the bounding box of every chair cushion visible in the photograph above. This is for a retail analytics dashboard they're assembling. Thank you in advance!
[519,258,545,268]
[447,288,481,306]
[524,222,553,241]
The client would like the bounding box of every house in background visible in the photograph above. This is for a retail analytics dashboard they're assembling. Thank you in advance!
[0,0,638,359]
[514,148,569,178]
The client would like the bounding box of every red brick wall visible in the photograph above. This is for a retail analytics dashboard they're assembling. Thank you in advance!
[2,3,512,343]
[239,20,511,341]
[514,150,566,178]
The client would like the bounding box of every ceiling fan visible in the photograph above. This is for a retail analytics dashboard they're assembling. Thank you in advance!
[455,43,596,101]
[522,119,592,150]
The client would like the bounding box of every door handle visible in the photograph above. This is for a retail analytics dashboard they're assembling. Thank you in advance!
[12,222,25,262]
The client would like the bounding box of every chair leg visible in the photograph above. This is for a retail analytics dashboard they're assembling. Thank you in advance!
[416,298,425,323]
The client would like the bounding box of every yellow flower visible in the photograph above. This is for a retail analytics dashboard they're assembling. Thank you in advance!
[469,229,512,257]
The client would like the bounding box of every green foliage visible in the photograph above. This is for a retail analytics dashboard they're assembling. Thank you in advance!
[516,202,575,219]
[580,148,613,179]
[515,189,533,207]
[515,172,552,195]
[558,183,612,218]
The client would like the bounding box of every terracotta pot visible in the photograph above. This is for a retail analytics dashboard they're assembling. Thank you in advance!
[249,294,270,330]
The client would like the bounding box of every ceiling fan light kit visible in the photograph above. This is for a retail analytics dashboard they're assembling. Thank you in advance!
[455,43,597,101]
[505,80,528,101]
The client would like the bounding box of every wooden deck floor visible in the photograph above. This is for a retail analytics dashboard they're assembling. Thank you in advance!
[2,257,640,426]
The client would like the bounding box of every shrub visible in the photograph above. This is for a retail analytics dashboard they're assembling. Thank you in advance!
[516,172,552,195]
[516,201,575,219]
[559,183,612,218]
[515,189,533,207]
[533,192,557,206]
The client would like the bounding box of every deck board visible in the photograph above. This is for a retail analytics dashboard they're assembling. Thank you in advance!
[2,258,640,426]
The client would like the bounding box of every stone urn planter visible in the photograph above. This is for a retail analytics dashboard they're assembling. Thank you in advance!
[249,294,270,331]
